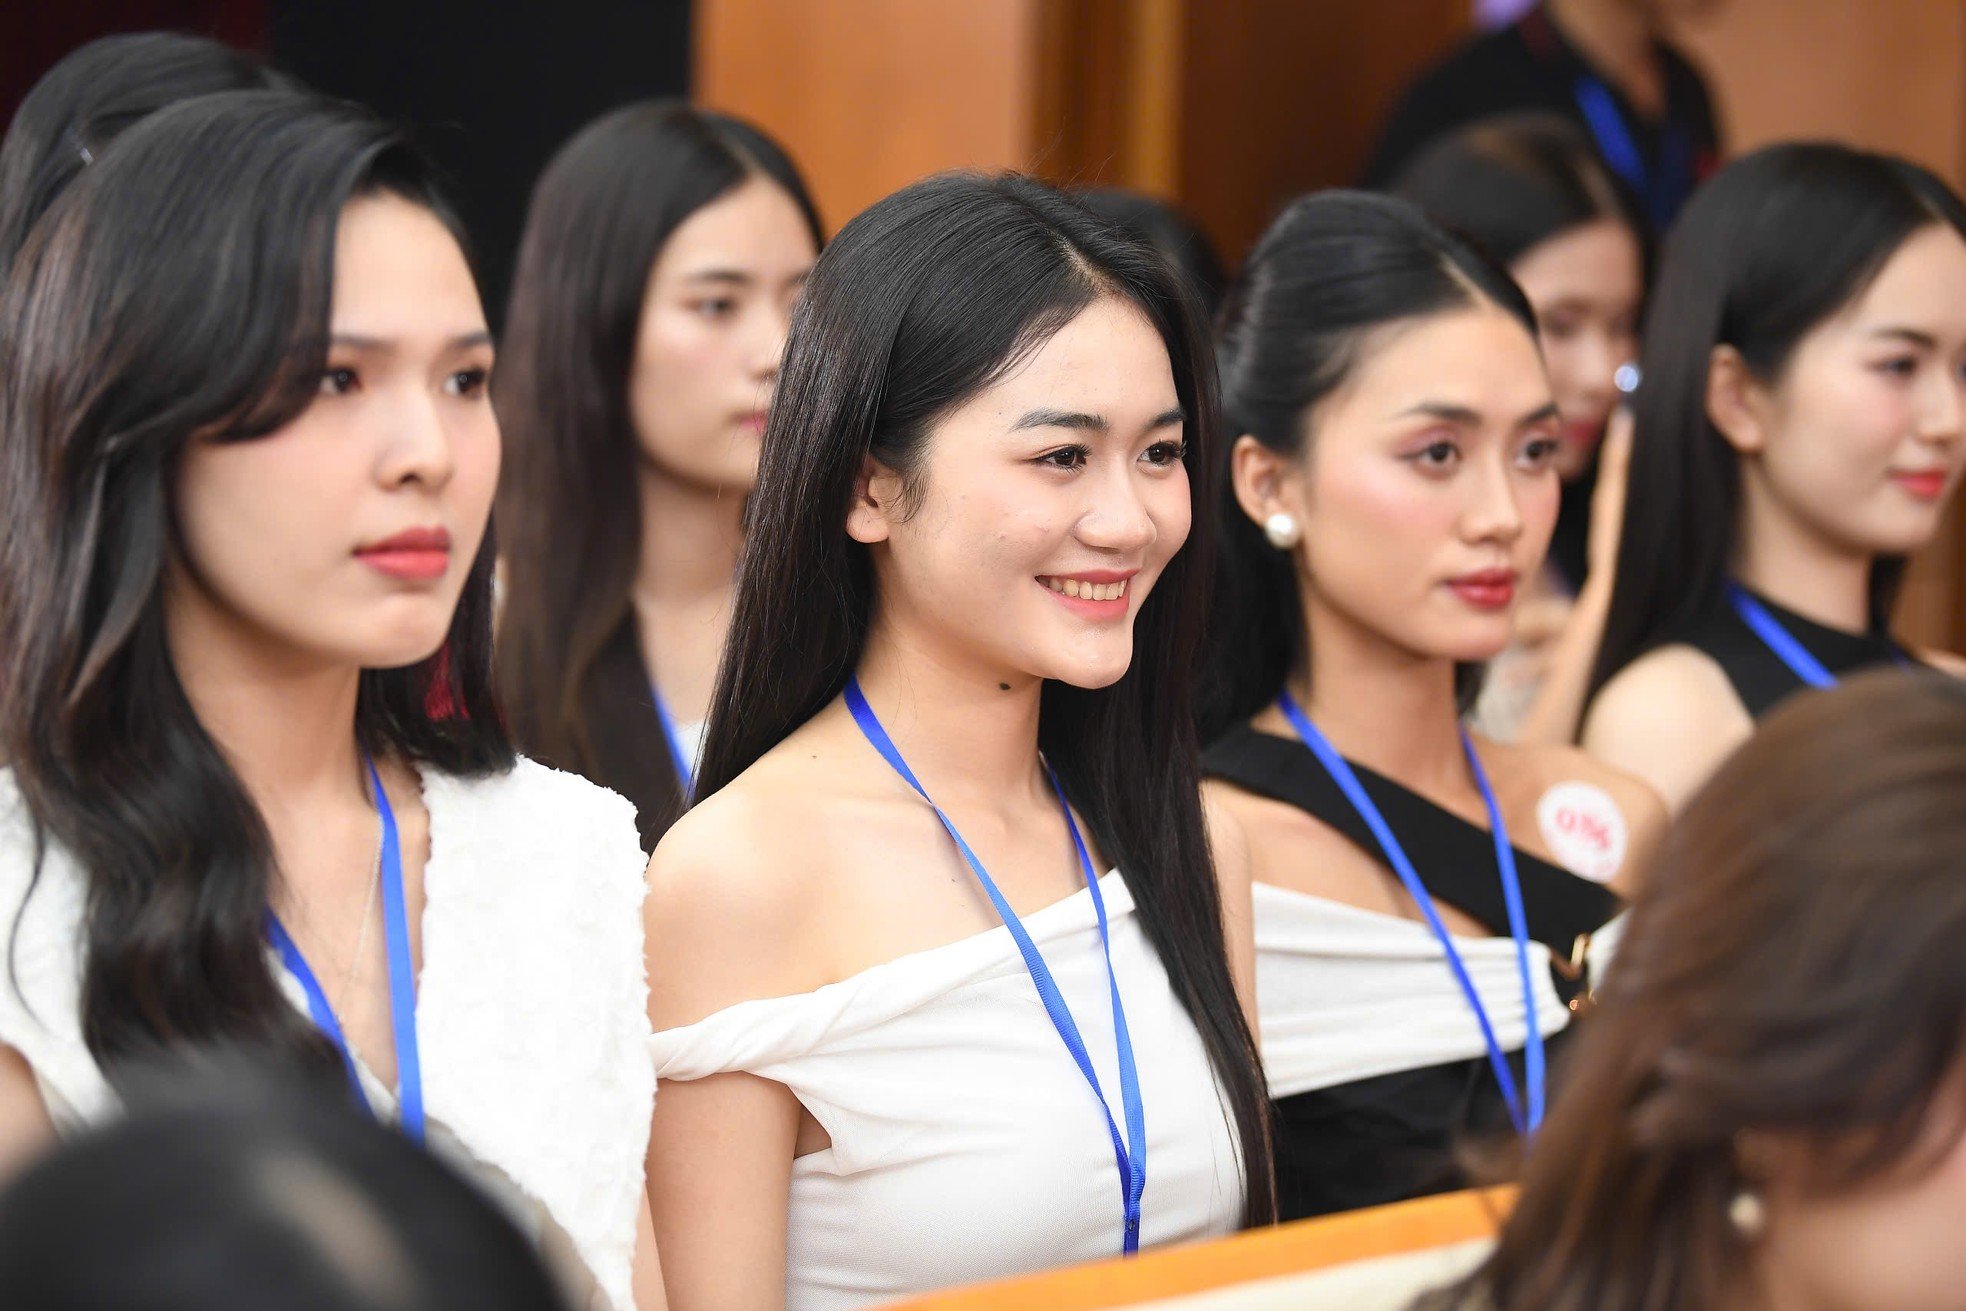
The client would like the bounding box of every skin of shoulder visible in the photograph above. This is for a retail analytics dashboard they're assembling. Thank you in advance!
[1918,646,1966,678]
[1580,642,1753,815]
[642,753,855,1033]
[1489,737,1668,899]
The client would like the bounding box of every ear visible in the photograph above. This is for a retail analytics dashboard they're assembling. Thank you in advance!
[1229,434,1306,529]
[1706,344,1773,456]
[845,454,902,545]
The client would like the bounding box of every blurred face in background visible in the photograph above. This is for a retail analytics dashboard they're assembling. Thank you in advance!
[1510,216,1643,480]
[628,174,817,494]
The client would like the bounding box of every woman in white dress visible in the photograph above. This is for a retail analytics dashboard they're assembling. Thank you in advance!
[644,173,1274,1311]
[0,91,659,1311]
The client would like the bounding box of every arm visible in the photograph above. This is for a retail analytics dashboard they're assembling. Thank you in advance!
[1202,784,1260,1040]
[629,1195,668,1311]
[641,808,817,1311]
[1516,411,1632,746]
[0,1043,54,1183]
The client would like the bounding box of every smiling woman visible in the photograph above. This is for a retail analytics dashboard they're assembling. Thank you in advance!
[642,172,1272,1311]
[0,91,657,1311]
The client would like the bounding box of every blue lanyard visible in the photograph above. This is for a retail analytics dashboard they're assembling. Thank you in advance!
[1725,582,1911,690]
[843,677,1148,1253]
[649,682,696,797]
[1275,691,1544,1137]
[1572,72,1692,231]
[265,754,424,1143]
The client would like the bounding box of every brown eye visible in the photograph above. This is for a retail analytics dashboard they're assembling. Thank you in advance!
[319,367,359,396]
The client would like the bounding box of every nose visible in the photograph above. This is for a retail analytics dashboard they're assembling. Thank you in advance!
[748,300,793,386]
[1571,329,1620,413]
[1075,461,1158,554]
[1460,455,1526,547]
[376,382,457,492]
[1919,367,1965,444]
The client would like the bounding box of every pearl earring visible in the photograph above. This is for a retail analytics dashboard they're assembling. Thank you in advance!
[1727,1188,1766,1240]
[1263,512,1301,550]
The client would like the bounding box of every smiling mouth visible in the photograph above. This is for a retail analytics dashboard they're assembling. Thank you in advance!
[1039,575,1130,601]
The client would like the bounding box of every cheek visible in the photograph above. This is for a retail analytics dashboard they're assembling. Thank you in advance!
[1308,458,1449,580]
[1774,369,1912,484]
[633,314,728,430]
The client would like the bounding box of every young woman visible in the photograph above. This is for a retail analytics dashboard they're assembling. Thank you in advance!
[644,173,1272,1310]
[1438,669,1966,1311]
[1583,144,1966,811]
[1202,191,1663,1221]
[497,102,821,848]
[0,30,284,272]
[0,92,658,1311]
[1393,113,1646,743]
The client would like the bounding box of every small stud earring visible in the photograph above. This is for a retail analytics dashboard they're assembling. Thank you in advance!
[1727,1188,1766,1240]
[1263,512,1301,550]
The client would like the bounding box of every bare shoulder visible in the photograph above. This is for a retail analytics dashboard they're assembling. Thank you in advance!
[1488,738,1668,896]
[1200,779,1256,894]
[644,735,879,1029]
[1580,644,1751,813]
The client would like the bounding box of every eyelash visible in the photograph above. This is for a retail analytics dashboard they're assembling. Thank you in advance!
[1403,436,1558,473]
[318,366,491,398]
[1034,441,1188,472]
[693,298,739,321]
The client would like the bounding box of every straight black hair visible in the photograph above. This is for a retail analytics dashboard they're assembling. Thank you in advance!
[0,31,287,272]
[696,170,1275,1224]
[1587,143,1966,703]
[0,1057,570,1310]
[1203,190,1540,740]
[496,100,820,850]
[1075,186,1229,319]
[0,90,512,1092]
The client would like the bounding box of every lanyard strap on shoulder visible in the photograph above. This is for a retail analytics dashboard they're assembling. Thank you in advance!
[844,677,1148,1252]
[1275,691,1544,1136]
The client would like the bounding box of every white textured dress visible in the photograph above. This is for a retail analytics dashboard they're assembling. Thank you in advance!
[0,759,654,1311]
[651,870,1246,1311]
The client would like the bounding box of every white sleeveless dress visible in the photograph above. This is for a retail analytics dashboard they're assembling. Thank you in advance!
[0,759,653,1311]
[651,871,1245,1311]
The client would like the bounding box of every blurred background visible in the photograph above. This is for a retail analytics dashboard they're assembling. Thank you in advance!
[5,0,1962,648]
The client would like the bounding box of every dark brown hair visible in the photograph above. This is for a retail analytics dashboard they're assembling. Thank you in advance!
[494,101,819,850]
[1450,669,1966,1310]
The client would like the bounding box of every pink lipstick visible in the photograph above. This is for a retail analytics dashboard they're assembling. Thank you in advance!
[355,526,452,581]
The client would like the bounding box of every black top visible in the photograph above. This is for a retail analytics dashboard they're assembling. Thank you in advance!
[1203,721,1623,1220]
[1203,723,1620,950]
[1670,587,1915,721]
[1362,5,1722,231]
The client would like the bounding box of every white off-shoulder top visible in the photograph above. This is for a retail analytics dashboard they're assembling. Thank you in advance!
[651,871,1245,1311]
[0,759,653,1311]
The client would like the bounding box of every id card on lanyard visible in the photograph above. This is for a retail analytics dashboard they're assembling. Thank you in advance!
[1276,691,1546,1137]
[265,753,425,1143]
[845,678,1149,1253]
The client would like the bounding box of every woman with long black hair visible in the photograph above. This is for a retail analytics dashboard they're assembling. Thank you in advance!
[1201,191,1662,1221]
[0,92,658,1310]
[1582,143,1966,810]
[644,173,1272,1310]
[1393,113,1645,744]
[497,102,820,849]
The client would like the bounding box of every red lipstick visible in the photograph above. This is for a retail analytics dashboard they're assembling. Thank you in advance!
[1891,469,1949,501]
[355,526,452,581]
[1445,568,1517,611]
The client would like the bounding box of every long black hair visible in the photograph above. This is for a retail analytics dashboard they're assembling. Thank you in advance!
[1203,191,1540,739]
[0,90,512,1092]
[0,31,287,272]
[496,100,820,850]
[695,171,1275,1224]
[1587,143,1966,703]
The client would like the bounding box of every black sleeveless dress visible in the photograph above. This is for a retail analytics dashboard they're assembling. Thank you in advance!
[1203,724,1623,1221]
[1669,587,1914,720]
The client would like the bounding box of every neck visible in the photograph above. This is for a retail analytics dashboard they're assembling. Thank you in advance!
[1733,481,1876,633]
[631,458,746,611]
[1294,595,1470,796]
[166,592,370,833]
[852,610,1048,808]
[1548,0,1661,87]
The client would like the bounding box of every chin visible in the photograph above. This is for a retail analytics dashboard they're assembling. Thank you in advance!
[1032,646,1138,691]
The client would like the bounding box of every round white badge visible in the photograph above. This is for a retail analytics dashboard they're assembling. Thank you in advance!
[1535,781,1628,884]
